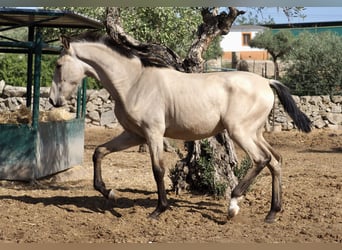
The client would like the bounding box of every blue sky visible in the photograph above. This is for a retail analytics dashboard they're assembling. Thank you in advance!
[239,7,342,24]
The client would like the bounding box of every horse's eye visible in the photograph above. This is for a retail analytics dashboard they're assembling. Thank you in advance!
[56,63,62,69]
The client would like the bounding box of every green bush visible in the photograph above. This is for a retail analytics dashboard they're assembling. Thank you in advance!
[234,155,252,181]
[283,31,342,96]
[0,54,27,86]
[0,53,56,87]
[0,53,101,89]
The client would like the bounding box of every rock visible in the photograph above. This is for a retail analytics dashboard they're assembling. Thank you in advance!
[321,95,330,104]
[313,118,326,128]
[301,96,311,104]
[15,97,24,105]
[327,124,340,130]
[331,96,342,103]
[309,96,322,105]
[98,88,110,102]
[325,113,342,125]
[5,97,18,111]
[91,121,101,126]
[331,104,341,113]
[271,124,282,132]
[100,110,116,126]
[3,85,26,97]
[40,87,50,98]
[92,97,103,106]
[275,116,287,123]
[87,110,100,122]
[283,122,294,131]
[86,102,97,112]
[87,90,99,101]
[310,105,320,112]
[102,102,113,110]
[104,123,116,129]
[0,80,5,95]
[0,101,7,112]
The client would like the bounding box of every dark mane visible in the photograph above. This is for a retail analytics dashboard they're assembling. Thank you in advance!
[70,32,135,60]
[70,32,172,69]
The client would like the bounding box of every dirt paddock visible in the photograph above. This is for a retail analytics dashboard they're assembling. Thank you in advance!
[0,126,341,243]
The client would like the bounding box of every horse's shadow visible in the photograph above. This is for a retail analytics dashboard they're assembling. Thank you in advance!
[0,187,227,224]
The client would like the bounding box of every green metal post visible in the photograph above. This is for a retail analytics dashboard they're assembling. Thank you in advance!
[26,26,34,108]
[32,28,42,130]
[76,78,87,119]
[82,78,87,118]
[76,85,82,119]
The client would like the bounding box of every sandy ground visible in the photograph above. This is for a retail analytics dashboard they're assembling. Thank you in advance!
[0,126,341,243]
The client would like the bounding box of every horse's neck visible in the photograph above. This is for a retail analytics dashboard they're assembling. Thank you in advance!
[74,43,142,103]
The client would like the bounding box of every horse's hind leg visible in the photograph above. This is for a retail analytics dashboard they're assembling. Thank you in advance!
[261,137,283,223]
[227,133,271,219]
[228,130,283,223]
[92,131,145,199]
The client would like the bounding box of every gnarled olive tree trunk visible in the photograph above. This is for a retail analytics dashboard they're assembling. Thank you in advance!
[105,7,245,197]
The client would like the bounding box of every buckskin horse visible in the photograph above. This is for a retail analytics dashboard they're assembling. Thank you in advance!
[49,33,311,223]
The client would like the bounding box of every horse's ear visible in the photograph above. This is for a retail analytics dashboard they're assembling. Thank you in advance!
[60,35,70,49]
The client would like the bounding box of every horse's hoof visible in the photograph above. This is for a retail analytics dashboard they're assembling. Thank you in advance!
[149,209,163,220]
[228,206,240,219]
[148,212,160,220]
[264,212,277,223]
[108,189,116,200]
[264,217,276,223]
[228,198,240,219]
[148,205,169,219]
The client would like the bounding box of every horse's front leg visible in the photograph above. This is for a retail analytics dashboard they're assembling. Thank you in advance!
[92,131,145,199]
[146,133,169,218]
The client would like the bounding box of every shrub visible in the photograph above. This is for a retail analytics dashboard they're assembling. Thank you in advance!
[283,31,342,96]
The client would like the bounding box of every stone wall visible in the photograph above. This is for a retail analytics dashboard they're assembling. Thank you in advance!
[1,81,342,130]
[271,95,342,131]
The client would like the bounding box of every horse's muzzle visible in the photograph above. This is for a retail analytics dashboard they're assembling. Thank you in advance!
[49,97,65,108]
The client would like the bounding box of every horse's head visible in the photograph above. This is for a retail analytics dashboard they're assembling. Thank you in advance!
[49,35,86,107]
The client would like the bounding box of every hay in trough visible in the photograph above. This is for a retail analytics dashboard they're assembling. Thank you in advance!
[0,105,74,124]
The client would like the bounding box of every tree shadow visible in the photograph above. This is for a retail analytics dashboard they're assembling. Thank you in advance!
[300,147,342,154]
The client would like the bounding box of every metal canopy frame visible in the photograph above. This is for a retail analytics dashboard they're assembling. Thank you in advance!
[0,8,104,129]
[0,8,103,29]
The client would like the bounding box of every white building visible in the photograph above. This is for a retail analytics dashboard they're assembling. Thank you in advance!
[220,25,268,61]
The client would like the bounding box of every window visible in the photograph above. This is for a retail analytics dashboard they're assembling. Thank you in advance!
[242,33,251,46]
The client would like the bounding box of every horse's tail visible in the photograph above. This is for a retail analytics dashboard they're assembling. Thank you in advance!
[269,79,311,133]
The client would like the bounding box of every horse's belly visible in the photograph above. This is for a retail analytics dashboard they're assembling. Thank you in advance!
[164,120,224,140]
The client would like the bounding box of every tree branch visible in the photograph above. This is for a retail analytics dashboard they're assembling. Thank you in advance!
[183,7,245,73]
[105,7,184,71]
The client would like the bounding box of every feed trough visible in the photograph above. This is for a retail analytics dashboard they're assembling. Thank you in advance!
[0,8,103,180]
[0,84,86,180]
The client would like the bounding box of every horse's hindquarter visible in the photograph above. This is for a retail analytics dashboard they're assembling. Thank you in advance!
[163,71,274,139]
[222,72,274,131]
